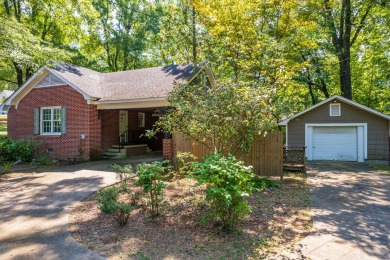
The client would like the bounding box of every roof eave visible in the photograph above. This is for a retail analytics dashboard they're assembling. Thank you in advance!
[278,95,390,124]
[4,66,48,108]
[48,67,93,101]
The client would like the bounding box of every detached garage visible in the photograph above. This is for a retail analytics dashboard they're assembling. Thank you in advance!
[279,95,390,163]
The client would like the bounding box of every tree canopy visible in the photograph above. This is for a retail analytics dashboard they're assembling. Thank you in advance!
[0,0,388,114]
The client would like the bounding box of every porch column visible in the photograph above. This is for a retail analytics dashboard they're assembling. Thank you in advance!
[162,138,172,160]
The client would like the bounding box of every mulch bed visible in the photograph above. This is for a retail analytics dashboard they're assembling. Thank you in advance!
[69,174,312,259]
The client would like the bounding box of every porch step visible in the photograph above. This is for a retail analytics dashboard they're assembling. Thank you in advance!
[112,144,148,149]
[102,148,126,160]
[106,148,126,154]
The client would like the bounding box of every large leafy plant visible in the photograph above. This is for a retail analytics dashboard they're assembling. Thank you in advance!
[136,161,170,217]
[192,152,254,232]
[147,82,275,157]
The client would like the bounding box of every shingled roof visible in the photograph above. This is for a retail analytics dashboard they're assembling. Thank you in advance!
[51,63,201,101]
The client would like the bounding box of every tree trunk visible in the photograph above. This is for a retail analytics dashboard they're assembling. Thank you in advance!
[338,52,352,100]
[191,4,197,64]
[12,62,24,87]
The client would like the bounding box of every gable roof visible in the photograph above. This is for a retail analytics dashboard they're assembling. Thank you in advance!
[4,62,210,109]
[279,95,390,126]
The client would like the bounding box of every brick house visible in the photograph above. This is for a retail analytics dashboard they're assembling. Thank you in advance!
[3,63,214,160]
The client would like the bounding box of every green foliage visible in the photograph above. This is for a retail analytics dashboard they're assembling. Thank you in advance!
[36,156,49,166]
[2,161,13,174]
[1,138,38,162]
[111,163,135,191]
[174,152,197,179]
[252,177,279,191]
[148,82,275,157]
[97,187,133,226]
[192,152,254,232]
[136,160,169,217]
[97,187,119,214]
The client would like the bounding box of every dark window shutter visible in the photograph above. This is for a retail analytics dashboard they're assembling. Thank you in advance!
[61,107,66,135]
[34,108,40,135]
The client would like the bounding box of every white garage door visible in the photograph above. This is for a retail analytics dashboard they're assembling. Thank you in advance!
[312,126,357,161]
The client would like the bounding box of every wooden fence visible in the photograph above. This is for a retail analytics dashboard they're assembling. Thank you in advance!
[172,131,283,177]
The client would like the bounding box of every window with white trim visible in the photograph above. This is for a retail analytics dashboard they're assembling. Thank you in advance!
[41,107,62,134]
[138,112,145,128]
[330,103,341,116]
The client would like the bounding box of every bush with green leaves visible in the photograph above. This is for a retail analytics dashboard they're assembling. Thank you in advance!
[136,160,170,217]
[1,138,38,162]
[174,152,197,179]
[252,177,279,191]
[192,152,254,232]
[111,163,134,191]
[97,187,133,226]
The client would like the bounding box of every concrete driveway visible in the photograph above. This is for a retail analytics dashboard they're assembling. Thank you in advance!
[0,155,161,259]
[278,162,390,259]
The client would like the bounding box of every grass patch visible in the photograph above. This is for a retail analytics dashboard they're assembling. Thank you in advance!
[370,164,390,172]
[69,174,312,259]
[0,123,7,136]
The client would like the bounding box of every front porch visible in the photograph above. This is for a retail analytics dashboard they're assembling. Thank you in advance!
[99,107,166,159]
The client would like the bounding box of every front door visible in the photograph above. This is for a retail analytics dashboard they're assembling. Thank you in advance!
[119,110,128,143]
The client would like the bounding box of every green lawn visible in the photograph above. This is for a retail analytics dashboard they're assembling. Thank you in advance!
[0,123,7,135]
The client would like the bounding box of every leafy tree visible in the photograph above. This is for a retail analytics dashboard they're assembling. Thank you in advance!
[148,82,275,156]
[305,0,389,100]
[91,0,163,71]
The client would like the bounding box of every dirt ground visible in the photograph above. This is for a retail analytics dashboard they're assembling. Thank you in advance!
[69,173,312,259]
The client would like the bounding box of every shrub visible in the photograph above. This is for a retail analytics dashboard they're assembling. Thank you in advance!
[1,138,38,162]
[36,155,49,166]
[112,202,133,226]
[252,177,279,191]
[192,152,254,232]
[97,187,119,214]
[136,160,169,217]
[174,152,197,179]
[97,187,133,226]
[111,163,134,191]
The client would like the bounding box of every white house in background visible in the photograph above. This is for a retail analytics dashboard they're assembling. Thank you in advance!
[0,90,14,115]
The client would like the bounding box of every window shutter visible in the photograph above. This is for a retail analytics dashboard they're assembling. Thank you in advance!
[61,107,66,135]
[34,108,40,135]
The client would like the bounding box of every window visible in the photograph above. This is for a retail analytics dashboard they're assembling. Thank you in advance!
[40,107,63,135]
[330,103,341,116]
[138,112,145,128]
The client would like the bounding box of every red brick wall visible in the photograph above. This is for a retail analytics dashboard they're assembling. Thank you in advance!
[101,110,119,151]
[8,85,101,160]
[162,138,172,159]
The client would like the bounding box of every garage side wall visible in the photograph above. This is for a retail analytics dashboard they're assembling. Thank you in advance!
[287,99,389,160]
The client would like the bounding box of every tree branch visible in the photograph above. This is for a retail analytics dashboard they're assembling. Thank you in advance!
[0,77,18,85]
[323,0,341,51]
[351,4,373,46]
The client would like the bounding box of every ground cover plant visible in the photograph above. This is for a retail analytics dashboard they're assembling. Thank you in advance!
[69,171,311,259]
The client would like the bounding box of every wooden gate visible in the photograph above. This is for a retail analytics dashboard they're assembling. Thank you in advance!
[172,132,283,177]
